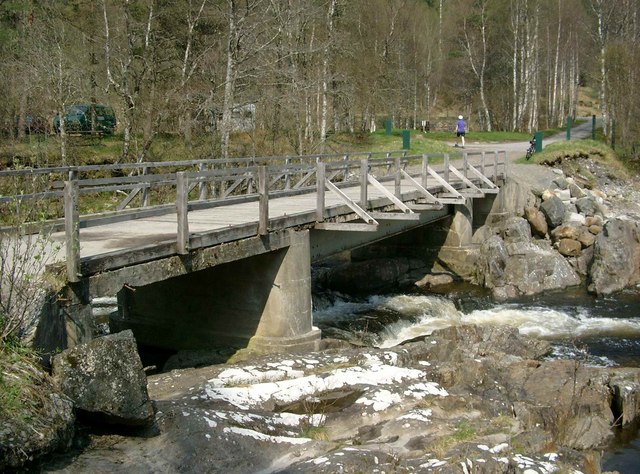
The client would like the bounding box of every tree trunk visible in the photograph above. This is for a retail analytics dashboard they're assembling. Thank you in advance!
[221,0,239,160]
[319,0,337,153]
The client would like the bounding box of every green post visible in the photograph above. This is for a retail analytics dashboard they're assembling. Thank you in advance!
[402,130,410,150]
[566,115,572,140]
[534,131,543,152]
[384,119,392,136]
[592,114,596,140]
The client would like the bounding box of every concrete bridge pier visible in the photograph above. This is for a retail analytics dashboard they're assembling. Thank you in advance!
[245,230,321,354]
[114,230,320,358]
[434,199,476,279]
[435,194,501,278]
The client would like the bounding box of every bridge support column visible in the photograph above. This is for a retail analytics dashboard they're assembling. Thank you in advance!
[63,284,94,348]
[245,230,320,354]
[435,199,477,279]
[114,230,320,358]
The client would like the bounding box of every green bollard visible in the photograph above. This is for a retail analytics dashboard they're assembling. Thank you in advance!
[385,119,392,135]
[566,115,572,140]
[592,114,596,140]
[402,130,410,149]
[534,131,543,152]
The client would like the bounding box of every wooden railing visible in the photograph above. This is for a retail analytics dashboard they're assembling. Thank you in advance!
[0,150,507,281]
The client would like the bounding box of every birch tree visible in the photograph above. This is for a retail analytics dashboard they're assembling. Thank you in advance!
[219,0,278,159]
[508,0,539,132]
[176,0,211,148]
[588,0,614,135]
[101,0,157,162]
[459,0,492,131]
[318,0,337,153]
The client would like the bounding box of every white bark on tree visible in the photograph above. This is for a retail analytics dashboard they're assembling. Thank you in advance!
[550,0,561,126]
[101,0,155,162]
[510,0,521,131]
[180,0,209,148]
[319,0,337,154]
[462,0,491,131]
[527,2,539,133]
[589,0,613,135]
[221,0,240,160]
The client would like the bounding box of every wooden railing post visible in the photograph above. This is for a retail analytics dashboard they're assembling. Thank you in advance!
[493,151,498,183]
[481,151,486,176]
[502,150,508,178]
[247,158,255,195]
[284,157,291,190]
[64,170,80,282]
[342,154,348,181]
[360,158,368,208]
[394,156,401,197]
[198,163,207,201]
[421,154,429,188]
[316,161,326,222]
[463,152,468,179]
[176,172,189,254]
[258,165,269,235]
[141,165,150,207]
[444,153,450,183]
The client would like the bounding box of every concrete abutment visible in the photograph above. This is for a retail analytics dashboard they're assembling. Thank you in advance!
[351,195,497,280]
[112,230,320,357]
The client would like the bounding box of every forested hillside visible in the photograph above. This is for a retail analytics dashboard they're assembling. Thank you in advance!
[1,0,638,162]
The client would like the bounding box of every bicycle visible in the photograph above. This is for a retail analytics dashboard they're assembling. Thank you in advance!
[525,137,536,160]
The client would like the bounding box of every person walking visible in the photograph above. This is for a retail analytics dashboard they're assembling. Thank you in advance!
[454,115,466,148]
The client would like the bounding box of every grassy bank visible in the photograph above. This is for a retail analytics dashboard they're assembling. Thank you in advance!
[516,139,629,181]
[1,128,548,168]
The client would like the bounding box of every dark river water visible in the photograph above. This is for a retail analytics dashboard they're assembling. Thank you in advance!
[313,283,640,473]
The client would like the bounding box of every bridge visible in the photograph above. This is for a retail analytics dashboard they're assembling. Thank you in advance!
[0,150,507,357]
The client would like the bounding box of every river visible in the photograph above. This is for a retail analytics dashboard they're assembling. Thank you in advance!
[313,283,640,472]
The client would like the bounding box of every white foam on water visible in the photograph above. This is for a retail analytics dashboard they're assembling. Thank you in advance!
[368,295,640,348]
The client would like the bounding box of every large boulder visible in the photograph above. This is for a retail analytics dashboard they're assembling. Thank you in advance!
[501,216,532,242]
[525,206,548,237]
[589,217,640,295]
[477,236,581,299]
[475,235,509,289]
[575,196,599,217]
[557,238,582,257]
[550,223,581,242]
[540,194,566,229]
[52,330,155,427]
[505,360,614,450]
[484,177,538,223]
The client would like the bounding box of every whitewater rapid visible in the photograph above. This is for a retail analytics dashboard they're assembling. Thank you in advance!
[313,292,640,351]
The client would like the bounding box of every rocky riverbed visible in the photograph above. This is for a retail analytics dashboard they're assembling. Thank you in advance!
[24,326,640,473]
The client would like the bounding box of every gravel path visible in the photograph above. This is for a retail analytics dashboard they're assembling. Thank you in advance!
[461,119,597,190]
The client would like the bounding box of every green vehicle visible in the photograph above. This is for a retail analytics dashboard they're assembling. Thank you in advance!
[53,104,116,135]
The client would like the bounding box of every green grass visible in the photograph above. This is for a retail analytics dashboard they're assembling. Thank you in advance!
[301,425,329,441]
[517,139,622,166]
[426,130,533,143]
[1,128,541,167]
[0,339,42,424]
[514,139,630,188]
[452,420,477,441]
[3,128,632,188]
